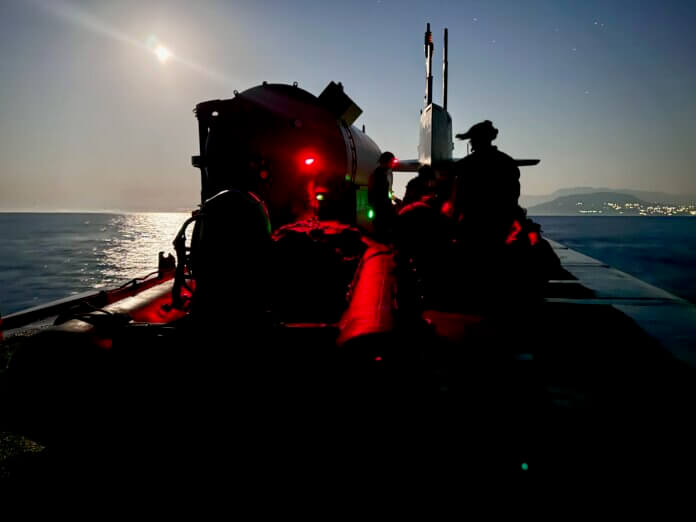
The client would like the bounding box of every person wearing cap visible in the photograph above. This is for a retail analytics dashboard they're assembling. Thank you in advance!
[452,120,520,245]
[368,151,397,240]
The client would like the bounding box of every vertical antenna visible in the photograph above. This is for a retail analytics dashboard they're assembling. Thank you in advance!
[443,28,448,111]
[425,23,433,106]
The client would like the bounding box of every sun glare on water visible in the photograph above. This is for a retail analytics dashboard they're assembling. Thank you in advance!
[154,45,172,63]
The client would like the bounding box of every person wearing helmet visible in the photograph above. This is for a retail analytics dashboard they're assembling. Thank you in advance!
[368,151,397,241]
[452,120,520,246]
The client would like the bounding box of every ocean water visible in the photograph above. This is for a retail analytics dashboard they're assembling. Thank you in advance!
[0,213,188,315]
[534,215,696,303]
[0,213,694,316]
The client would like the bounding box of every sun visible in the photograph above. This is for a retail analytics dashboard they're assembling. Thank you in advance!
[154,45,172,64]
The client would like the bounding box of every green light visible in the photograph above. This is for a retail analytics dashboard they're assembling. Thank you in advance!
[345,174,351,181]
[316,194,324,201]
[367,209,375,220]
[388,191,393,200]
[521,462,529,471]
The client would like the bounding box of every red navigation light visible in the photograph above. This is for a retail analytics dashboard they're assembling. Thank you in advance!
[391,157,399,168]
[304,157,316,166]
[528,231,539,246]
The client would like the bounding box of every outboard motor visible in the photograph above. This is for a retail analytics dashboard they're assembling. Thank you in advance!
[189,189,272,331]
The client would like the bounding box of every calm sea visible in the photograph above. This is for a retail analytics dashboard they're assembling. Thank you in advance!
[0,213,188,315]
[534,215,696,303]
[0,213,694,315]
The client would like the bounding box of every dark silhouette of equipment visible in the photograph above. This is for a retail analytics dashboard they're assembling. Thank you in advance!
[189,189,272,329]
[192,81,382,230]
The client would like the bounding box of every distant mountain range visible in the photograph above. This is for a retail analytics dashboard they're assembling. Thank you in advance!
[520,187,696,209]
[524,189,696,216]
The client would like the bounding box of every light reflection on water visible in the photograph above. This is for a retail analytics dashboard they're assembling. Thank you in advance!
[0,212,190,314]
[98,213,187,285]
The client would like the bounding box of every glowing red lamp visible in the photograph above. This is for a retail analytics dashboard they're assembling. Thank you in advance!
[505,220,522,245]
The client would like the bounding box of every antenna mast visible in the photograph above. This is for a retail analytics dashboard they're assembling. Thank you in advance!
[424,23,434,106]
[442,28,448,111]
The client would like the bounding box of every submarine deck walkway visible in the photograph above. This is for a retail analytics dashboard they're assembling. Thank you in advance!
[545,239,696,367]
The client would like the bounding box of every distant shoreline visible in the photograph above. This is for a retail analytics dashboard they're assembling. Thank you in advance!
[527,213,696,217]
[0,210,694,218]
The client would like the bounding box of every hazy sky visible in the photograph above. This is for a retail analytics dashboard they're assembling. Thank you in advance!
[1,0,695,211]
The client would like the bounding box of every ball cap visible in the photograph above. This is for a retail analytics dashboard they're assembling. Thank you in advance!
[456,120,498,141]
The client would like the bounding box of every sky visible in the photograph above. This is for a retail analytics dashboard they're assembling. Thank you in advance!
[1,0,695,211]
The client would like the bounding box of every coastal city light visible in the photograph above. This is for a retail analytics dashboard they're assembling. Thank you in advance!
[569,199,696,216]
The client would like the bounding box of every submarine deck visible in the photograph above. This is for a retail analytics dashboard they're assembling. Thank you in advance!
[544,239,696,367]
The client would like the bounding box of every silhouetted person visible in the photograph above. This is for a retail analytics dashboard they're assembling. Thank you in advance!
[368,151,397,241]
[403,165,437,206]
[396,165,458,309]
[452,120,520,246]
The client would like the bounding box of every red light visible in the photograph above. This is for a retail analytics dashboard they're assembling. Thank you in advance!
[94,338,113,350]
[304,157,315,166]
[375,356,383,361]
[505,220,522,244]
[528,231,539,246]
[391,157,399,168]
